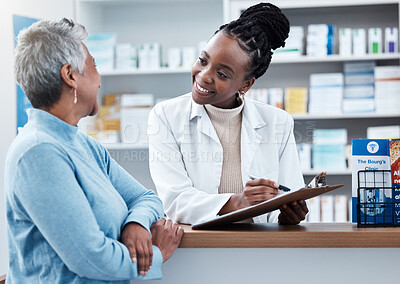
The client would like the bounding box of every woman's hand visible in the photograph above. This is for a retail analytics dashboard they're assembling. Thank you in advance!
[278,200,309,225]
[218,178,280,215]
[150,218,184,263]
[120,222,153,276]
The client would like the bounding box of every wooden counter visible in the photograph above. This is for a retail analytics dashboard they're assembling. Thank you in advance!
[178,222,400,248]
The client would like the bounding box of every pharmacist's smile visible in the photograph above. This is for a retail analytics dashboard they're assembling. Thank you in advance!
[194,81,215,96]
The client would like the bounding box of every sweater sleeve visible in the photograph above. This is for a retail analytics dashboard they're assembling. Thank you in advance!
[102,146,164,232]
[13,143,162,281]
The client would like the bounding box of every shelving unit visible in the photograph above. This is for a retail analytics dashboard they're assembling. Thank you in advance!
[76,0,400,197]
[97,53,400,76]
[292,113,400,120]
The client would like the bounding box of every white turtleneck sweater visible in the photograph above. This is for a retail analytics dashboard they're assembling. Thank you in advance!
[204,98,244,194]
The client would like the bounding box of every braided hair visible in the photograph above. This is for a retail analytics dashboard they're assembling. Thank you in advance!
[216,2,290,79]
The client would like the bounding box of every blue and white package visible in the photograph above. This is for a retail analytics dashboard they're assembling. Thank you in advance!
[352,139,391,223]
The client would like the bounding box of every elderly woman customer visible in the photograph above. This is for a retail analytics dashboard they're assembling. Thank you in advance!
[5,18,182,283]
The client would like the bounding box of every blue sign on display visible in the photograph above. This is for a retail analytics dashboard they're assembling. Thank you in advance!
[13,15,39,133]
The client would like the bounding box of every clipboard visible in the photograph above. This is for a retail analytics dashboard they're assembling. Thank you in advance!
[192,183,344,230]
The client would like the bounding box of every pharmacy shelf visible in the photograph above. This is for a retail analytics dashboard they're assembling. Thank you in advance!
[271,53,400,64]
[79,0,217,5]
[98,53,400,76]
[269,0,398,9]
[99,68,191,76]
[102,143,148,150]
[292,112,400,120]
[302,169,352,176]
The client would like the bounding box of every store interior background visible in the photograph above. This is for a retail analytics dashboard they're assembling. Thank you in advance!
[1,0,400,279]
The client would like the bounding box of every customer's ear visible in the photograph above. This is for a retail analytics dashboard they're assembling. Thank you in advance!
[60,64,77,89]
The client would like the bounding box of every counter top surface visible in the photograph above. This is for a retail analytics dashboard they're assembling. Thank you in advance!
[178,223,400,248]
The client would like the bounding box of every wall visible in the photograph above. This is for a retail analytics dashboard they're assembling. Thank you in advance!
[0,0,74,276]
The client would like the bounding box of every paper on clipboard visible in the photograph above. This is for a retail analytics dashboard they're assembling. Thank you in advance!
[192,173,343,230]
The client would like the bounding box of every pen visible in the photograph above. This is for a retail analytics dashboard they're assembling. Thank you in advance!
[248,174,291,192]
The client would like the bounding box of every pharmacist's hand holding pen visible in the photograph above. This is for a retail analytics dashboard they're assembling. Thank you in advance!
[218,177,282,215]
[240,177,281,206]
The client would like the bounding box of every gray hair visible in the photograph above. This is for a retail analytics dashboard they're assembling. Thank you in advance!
[14,18,88,109]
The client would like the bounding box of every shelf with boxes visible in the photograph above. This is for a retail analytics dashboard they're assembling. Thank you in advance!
[95,53,400,77]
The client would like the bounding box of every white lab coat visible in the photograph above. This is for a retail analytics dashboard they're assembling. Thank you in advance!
[148,93,304,225]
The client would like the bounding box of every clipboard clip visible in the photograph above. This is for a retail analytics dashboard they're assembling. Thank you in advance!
[306,172,327,188]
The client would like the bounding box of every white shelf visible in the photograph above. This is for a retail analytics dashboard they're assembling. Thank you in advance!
[269,0,398,9]
[292,112,400,120]
[98,54,400,76]
[99,68,191,76]
[271,53,400,64]
[79,0,217,5]
[102,143,148,150]
[302,169,352,176]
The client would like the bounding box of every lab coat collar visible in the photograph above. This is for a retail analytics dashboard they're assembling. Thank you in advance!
[242,96,266,129]
[189,97,204,120]
[189,96,220,143]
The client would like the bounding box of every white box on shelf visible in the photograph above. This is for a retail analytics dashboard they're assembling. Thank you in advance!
[368,28,382,54]
[148,43,162,70]
[344,73,374,86]
[120,94,154,146]
[374,66,400,113]
[168,48,182,69]
[138,43,149,70]
[309,87,343,114]
[297,143,311,171]
[307,196,321,222]
[120,108,151,146]
[385,27,398,53]
[339,28,352,56]
[367,125,400,139]
[313,129,348,145]
[321,195,334,222]
[182,47,196,69]
[344,61,375,74]
[352,28,366,55]
[343,85,374,99]
[120,94,154,107]
[334,195,348,222]
[275,26,304,58]
[86,33,116,72]
[313,144,347,170]
[256,89,268,104]
[342,98,375,113]
[116,43,138,69]
[310,73,343,87]
[268,88,283,109]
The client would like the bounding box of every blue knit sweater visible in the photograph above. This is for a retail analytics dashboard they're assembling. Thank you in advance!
[5,108,164,283]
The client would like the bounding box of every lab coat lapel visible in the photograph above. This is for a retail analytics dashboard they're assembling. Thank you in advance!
[241,98,266,185]
[190,99,220,144]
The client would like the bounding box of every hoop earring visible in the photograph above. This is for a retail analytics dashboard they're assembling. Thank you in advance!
[73,88,77,104]
[238,91,245,99]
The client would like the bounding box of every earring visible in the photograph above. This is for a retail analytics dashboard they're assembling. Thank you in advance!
[73,88,77,104]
